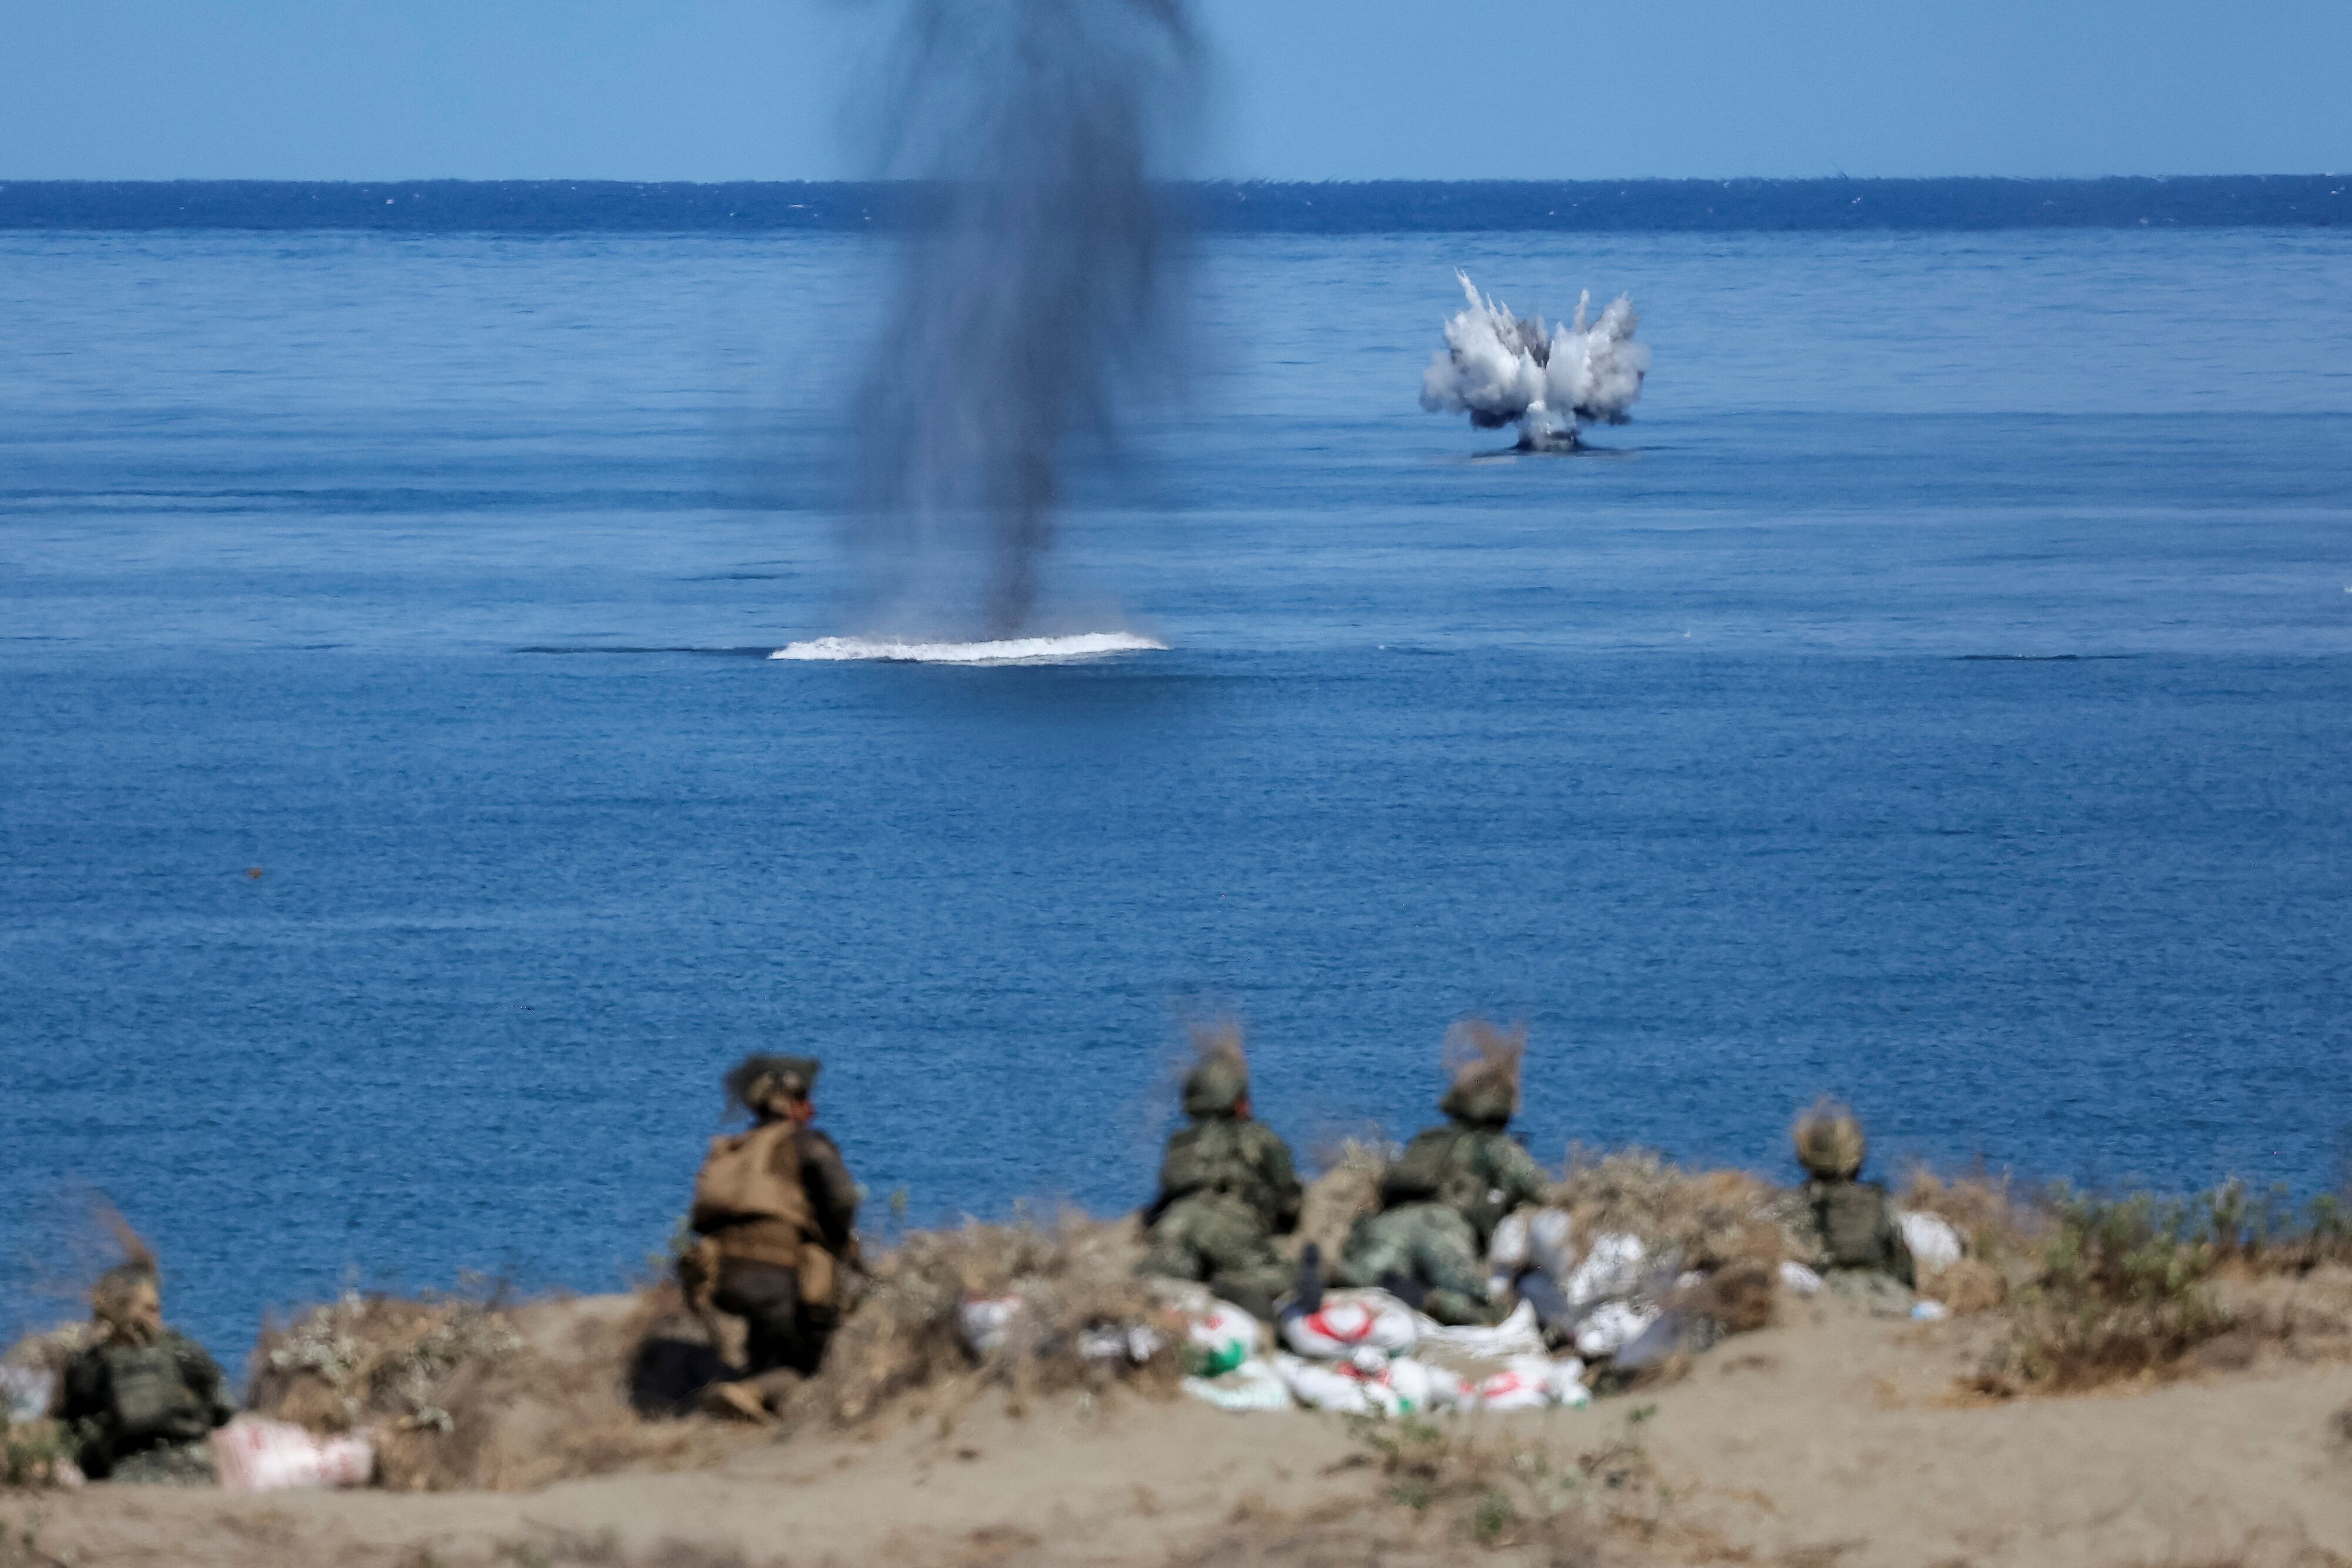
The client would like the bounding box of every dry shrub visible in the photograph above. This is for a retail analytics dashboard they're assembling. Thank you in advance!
[1902,1169,2042,1276]
[1290,1138,1391,1266]
[248,1287,723,1491]
[778,1211,1178,1432]
[1976,1190,2233,1395]
[1682,1258,1779,1335]
[1920,1258,2006,1316]
[2,1417,78,1489]
[1553,1149,1795,1277]
[2,1322,93,1382]
[1347,1402,1659,1552]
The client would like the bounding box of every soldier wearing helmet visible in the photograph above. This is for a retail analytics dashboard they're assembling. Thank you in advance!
[56,1258,235,1482]
[1136,1031,1302,1321]
[686,1054,863,1420]
[1335,1024,1550,1325]
[1792,1099,1914,1286]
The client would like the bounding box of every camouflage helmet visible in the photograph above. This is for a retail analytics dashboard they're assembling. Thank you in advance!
[1181,1024,1250,1119]
[724,1054,820,1114]
[91,1261,161,1342]
[1439,1021,1524,1129]
[1793,1099,1867,1179]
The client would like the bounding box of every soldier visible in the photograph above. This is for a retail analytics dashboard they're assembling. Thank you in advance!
[56,1260,235,1483]
[1336,1025,1550,1325]
[686,1054,862,1421]
[1137,1034,1302,1321]
[1792,1100,1915,1287]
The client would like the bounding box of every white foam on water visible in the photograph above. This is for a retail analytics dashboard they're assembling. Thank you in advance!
[769,631,1168,666]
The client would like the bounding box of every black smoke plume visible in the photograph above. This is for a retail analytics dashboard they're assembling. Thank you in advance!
[850,0,1202,639]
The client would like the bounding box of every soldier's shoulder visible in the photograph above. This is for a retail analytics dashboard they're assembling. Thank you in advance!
[800,1128,846,1158]
[1240,1120,1291,1153]
[162,1330,224,1368]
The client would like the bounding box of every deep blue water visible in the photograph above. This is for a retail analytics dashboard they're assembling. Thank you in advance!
[5,227,2351,1362]
[6,176,2347,233]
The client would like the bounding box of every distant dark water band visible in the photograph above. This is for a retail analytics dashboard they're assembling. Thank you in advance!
[1,178,2344,233]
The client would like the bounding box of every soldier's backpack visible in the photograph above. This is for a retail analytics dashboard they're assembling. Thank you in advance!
[690,1119,816,1236]
[1159,1121,1272,1221]
[1381,1128,1489,1219]
[97,1343,208,1445]
[1812,1180,1896,1272]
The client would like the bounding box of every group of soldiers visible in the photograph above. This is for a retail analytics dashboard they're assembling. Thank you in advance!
[46,1033,1915,1468]
[684,1032,1913,1420]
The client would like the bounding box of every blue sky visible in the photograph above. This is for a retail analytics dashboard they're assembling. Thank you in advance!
[1,0,2344,180]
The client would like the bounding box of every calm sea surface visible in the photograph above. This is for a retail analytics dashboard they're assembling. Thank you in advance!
[5,227,2350,1358]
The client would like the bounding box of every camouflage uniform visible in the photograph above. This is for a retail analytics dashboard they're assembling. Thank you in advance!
[1805,1178,1915,1289]
[56,1268,234,1483]
[1138,1057,1302,1320]
[1337,1073,1549,1325]
[1791,1104,1914,1288]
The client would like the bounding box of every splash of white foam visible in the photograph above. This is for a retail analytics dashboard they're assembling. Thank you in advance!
[769,631,1168,665]
[1420,271,1650,447]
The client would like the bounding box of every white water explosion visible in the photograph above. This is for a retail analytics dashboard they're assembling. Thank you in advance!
[1419,271,1651,449]
[769,633,1168,665]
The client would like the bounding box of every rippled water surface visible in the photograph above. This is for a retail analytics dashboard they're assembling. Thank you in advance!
[5,228,2350,1356]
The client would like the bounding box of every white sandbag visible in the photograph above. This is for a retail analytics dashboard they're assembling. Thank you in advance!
[1564,1232,1646,1307]
[1275,1351,1464,1416]
[1182,1356,1294,1412]
[1528,1208,1578,1284]
[209,1417,375,1494]
[1077,1324,1164,1365]
[958,1295,1027,1357]
[1185,1300,1266,1377]
[1778,1261,1824,1296]
[1572,1299,1660,1359]
[2,1366,55,1423]
[1469,1354,1591,1411]
[1899,1211,1966,1271]
[1487,1209,1532,1273]
[1414,1298,1546,1359]
[1279,1289,1418,1361]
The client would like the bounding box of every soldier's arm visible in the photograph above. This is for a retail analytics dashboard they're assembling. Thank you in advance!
[170,1335,237,1426]
[1497,1138,1552,1211]
[799,1130,862,1252]
[1140,1131,1191,1226]
[1261,1133,1303,1236]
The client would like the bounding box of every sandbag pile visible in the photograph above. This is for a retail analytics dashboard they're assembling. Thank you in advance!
[1171,1286,1593,1416]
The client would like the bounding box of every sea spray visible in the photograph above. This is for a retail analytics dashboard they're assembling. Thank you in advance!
[1420,271,1650,449]
[847,0,1202,639]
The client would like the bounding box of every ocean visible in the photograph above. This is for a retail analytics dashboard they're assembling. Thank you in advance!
[4,213,2350,1359]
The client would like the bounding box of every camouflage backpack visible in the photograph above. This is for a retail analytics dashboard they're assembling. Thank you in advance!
[1812,1180,1896,1272]
[1159,1119,1277,1224]
[96,1343,209,1445]
[1381,1127,1494,1221]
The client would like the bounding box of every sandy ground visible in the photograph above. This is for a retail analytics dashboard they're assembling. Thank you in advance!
[11,1289,2352,1568]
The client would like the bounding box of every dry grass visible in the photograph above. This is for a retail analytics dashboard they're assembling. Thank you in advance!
[776,1211,1180,1432]
[1342,1401,1662,1554]
[247,1286,721,1492]
[1288,1138,1391,1266]
[1552,1148,1797,1278]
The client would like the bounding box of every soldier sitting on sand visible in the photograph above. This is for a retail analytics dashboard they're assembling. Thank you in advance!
[57,1258,235,1483]
[685,1054,863,1422]
[1793,1099,1915,1289]
[1334,1024,1551,1325]
[1137,1031,1303,1321]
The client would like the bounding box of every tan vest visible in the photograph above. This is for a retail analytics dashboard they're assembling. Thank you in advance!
[691,1119,815,1267]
